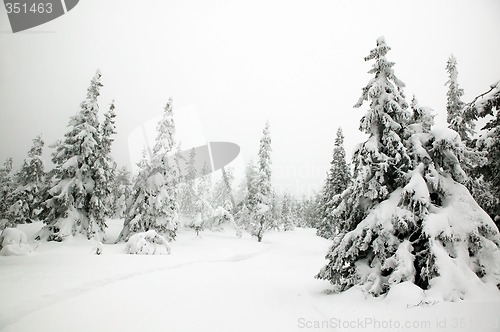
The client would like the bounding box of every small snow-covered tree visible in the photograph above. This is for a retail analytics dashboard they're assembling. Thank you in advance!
[39,71,109,241]
[251,121,273,242]
[293,197,308,228]
[317,127,351,239]
[6,135,46,225]
[179,148,198,223]
[112,166,132,218]
[316,37,500,300]
[116,151,151,242]
[235,203,251,231]
[281,192,295,231]
[297,193,322,228]
[269,190,282,230]
[0,158,14,222]
[196,163,213,221]
[118,99,179,242]
[313,192,324,228]
[244,160,259,213]
[445,55,474,143]
[443,58,490,219]
[212,167,234,212]
[88,100,117,229]
[97,101,118,217]
[204,205,241,237]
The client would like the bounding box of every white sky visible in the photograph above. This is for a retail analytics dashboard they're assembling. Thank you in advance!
[1,0,500,197]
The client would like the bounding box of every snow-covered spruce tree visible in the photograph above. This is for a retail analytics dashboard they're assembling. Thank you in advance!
[269,190,282,230]
[445,55,475,142]
[281,192,295,231]
[116,151,151,242]
[232,162,255,230]
[251,121,273,242]
[316,37,500,300]
[234,203,251,231]
[6,135,46,225]
[195,163,213,222]
[468,81,500,224]
[179,148,198,224]
[118,99,179,242]
[245,160,260,210]
[309,192,323,228]
[98,101,117,217]
[150,98,181,241]
[444,58,490,218]
[39,71,110,241]
[293,197,308,228]
[112,166,132,218]
[0,158,14,224]
[317,127,351,239]
[323,36,413,238]
[85,100,117,231]
[402,97,499,298]
[212,167,234,212]
[186,163,213,234]
[296,193,320,228]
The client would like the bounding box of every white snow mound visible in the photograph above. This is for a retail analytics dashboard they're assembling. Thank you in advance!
[0,228,33,256]
[125,230,171,255]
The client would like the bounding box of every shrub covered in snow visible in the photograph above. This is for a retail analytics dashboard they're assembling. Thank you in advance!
[206,206,242,237]
[0,227,32,256]
[125,230,171,255]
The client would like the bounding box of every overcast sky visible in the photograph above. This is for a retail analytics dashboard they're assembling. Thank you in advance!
[1,0,500,197]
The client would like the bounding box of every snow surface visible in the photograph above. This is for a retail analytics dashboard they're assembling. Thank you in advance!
[0,220,499,332]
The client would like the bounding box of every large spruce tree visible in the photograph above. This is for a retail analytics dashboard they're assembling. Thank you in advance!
[39,71,113,241]
[317,37,500,300]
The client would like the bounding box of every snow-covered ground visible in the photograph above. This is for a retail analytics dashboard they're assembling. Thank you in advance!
[1,220,499,332]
